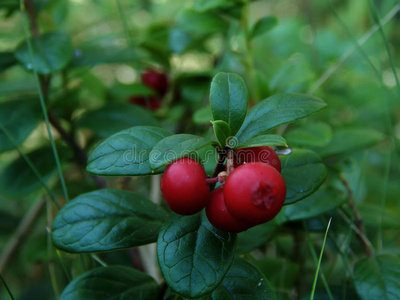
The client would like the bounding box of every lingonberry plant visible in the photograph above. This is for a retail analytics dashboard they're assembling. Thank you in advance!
[1,1,397,300]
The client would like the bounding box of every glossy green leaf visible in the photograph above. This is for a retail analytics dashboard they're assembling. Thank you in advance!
[354,255,400,300]
[236,93,327,144]
[251,16,278,39]
[210,72,248,136]
[157,212,237,299]
[280,149,327,205]
[201,257,276,300]
[0,98,41,152]
[316,128,385,158]
[285,122,332,147]
[86,126,172,176]
[52,189,168,253]
[280,184,346,222]
[59,266,159,300]
[149,134,215,170]
[15,31,73,74]
[236,134,287,149]
[75,103,158,138]
[236,219,280,254]
[212,120,231,148]
[0,145,70,196]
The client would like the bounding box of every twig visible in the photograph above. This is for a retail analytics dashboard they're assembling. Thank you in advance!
[0,197,46,274]
[339,175,373,257]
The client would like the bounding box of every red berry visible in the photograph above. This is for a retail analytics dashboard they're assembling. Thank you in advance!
[234,146,281,172]
[128,96,161,111]
[160,157,210,215]
[206,186,252,232]
[224,163,286,224]
[141,69,169,96]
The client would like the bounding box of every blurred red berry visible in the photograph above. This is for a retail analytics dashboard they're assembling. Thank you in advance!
[141,69,169,96]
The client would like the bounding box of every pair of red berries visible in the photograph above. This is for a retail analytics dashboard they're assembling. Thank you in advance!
[129,69,169,111]
[160,146,286,232]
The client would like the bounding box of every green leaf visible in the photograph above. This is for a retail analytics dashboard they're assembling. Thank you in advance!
[59,266,159,300]
[157,212,237,299]
[0,145,70,197]
[15,31,73,74]
[315,128,385,158]
[149,134,215,170]
[236,134,287,149]
[354,255,400,300]
[280,149,327,205]
[201,257,276,300]
[0,98,41,152]
[251,16,278,39]
[210,72,248,136]
[52,189,168,253]
[86,126,172,176]
[236,93,327,144]
[75,103,158,138]
[236,219,280,254]
[212,120,231,147]
[285,122,332,147]
[280,184,346,222]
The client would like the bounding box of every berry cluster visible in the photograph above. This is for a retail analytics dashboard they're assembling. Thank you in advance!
[160,146,286,232]
[129,69,169,111]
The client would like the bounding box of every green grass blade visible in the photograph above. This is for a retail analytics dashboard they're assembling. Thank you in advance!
[19,0,69,202]
[310,218,333,300]
[0,124,61,208]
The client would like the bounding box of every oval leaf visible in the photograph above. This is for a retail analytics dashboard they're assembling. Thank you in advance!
[280,149,327,205]
[202,257,276,300]
[52,189,168,253]
[15,31,73,74]
[212,120,231,147]
[86,126,172,176]
[0,98,41,152]
[236,134,287,149]
[315,128,385,158]
[236,93,327,144]
[149,134,215,170]
[157,212,237,298]
[251,16,278,39]
[354,255,400,300]
[59,266,159,300]
[75,103,158,138]
[210,72,248,136]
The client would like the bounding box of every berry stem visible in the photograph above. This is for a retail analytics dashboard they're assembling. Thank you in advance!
[226,149,235,175]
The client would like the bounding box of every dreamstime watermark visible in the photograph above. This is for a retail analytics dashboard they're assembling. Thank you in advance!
[121,136,280,166]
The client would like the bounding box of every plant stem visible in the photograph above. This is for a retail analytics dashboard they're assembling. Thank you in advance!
[339,175,373,257]
[0,274,15,300]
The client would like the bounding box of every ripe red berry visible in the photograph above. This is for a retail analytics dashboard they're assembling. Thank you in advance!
[160,157,210,215]
[206,186,252,233]
[224,163,286,224]
[128,96,161,111]
[141,69,169,96]
[234,146,281,172]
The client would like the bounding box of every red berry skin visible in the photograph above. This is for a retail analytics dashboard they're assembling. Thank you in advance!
[161,157,210,215]
[206,186,252,233]
[224,163,286,224]
[128,96,161,111]
[234,146,281,172]
[141,69,169,96]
